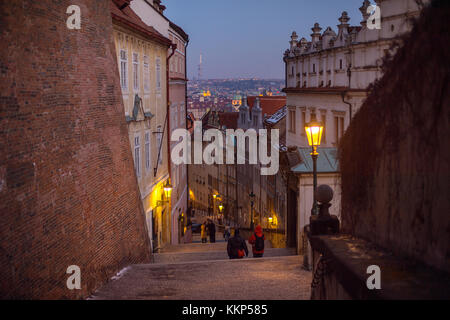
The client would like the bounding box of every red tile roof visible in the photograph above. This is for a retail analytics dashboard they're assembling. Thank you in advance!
[110,0,171,46]
[246,96,287,116]
[218,112,239,130]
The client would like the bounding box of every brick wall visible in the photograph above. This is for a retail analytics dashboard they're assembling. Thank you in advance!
[0,0,151,299]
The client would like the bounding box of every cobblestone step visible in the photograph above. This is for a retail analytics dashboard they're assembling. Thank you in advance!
[153,247,296,264]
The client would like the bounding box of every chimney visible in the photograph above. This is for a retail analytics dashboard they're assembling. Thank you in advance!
[359,0,371,27]
[290,31,298,50]
[337,11,350,42]
[311,23,322,43]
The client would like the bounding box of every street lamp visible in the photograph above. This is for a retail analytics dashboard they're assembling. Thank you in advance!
[249,191,255,229]
[304,114,324,216]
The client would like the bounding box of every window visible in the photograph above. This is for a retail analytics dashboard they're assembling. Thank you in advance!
[253,114,258,126]
[301,110,306,136]
[334,115,345,144]
[339,59,343,70]
[157,125,163,164]
[143,55,149,92]
[145,131,151,171]
[120,49,128,90]
[134,135,140,177]
[156,58,161,91]
[288,108,296,133]
[313,64,316,73]
[321,113,327,143]
[133,53,139,91]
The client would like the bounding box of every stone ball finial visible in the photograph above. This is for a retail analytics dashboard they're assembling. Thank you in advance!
[316,184,334,204]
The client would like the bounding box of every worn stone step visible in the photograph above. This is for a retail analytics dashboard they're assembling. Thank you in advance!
[153,247,296,264]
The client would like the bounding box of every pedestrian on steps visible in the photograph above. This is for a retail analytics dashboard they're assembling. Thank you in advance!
[207,219,216,243]
[201,221,207,243]
[227,229,248,259]
[249,225,265,258]
[184,220,193,244]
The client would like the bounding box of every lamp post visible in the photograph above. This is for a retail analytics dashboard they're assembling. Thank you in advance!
[304,114,324,216]
[249,191,255,229]
[212,193,219,221]
[157,179,173,207]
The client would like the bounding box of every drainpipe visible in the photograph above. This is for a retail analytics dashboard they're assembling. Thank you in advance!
[342,65,353,122]
[166,43,177,181]
[341,91,352,122]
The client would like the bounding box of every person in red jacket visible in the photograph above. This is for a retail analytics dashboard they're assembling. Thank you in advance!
[249,225,265,258]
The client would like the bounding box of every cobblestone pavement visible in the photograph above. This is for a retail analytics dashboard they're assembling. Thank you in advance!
[90,255,311,300]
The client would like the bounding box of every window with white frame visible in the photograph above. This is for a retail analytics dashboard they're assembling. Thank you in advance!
[133,53,139,91]
[301,110,306,136]
[143,55,149,92]
[157,125,163,164]
[120,49,128,90]
[321,112,327,143]
[156,57,161,91]
[145,131,151,172]
[334,114,345,144]
[288,108,296,133]
[134,135,140,177]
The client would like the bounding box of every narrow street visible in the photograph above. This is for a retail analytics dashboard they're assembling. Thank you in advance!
[90,234,311,300]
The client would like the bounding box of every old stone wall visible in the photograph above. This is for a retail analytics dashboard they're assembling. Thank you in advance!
[0,0,151,299]
[339,0,450,272]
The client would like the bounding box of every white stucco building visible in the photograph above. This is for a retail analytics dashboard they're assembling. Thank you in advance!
[284,0,426,149]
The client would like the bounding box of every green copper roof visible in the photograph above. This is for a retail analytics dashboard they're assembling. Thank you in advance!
[291,147,339,173]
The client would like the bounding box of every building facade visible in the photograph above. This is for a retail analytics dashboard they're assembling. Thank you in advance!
[168,22,189,244]
[128,0,189,246]
[112,0,172,252]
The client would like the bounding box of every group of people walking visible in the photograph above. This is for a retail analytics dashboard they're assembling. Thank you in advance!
[200,219,216,243]
[227,225,265,259]
[189,219,266,260]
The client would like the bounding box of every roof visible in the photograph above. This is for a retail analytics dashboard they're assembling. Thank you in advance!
[247,96,287,116]
[169,21,189,42]
[265,105,286,125]
[110,0,171,46]
[291,147,339,173]
[218,112,239,130]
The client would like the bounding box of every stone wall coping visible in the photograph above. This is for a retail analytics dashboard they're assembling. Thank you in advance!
[308,234,450,300]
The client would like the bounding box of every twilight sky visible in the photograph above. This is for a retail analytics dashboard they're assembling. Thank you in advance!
[163,0,366,80]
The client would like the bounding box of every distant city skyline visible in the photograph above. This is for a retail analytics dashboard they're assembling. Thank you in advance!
[163,0,366,79]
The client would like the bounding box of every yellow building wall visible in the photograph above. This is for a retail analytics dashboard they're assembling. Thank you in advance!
[112,24,171,250]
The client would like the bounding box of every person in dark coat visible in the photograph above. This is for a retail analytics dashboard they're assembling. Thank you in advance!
[227,229,248,259]
[207,219,216,243]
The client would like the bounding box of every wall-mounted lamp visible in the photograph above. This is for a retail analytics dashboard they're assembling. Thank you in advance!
[157,180,172,207]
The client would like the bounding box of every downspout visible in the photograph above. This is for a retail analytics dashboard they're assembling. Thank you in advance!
[166,43,177,181]
[185,39,190,214]
[341,91,352,122]
[342,65,353,122]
